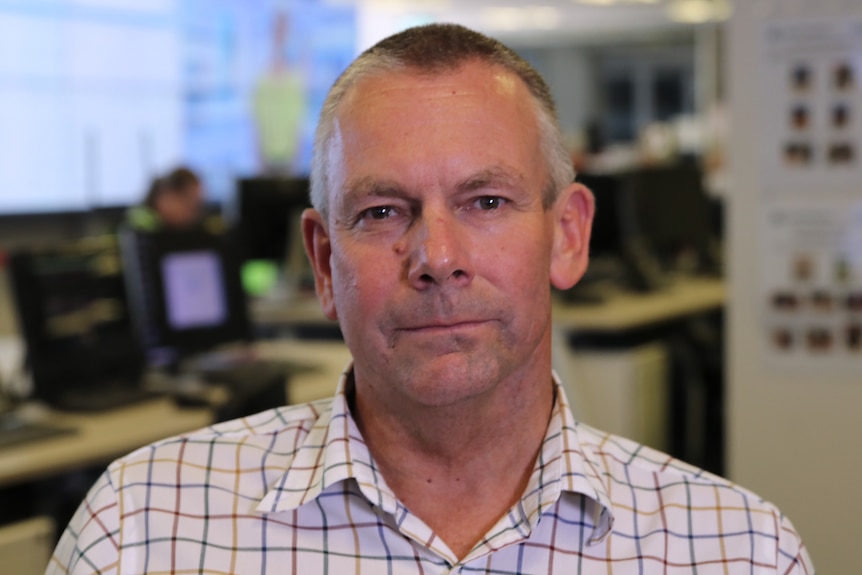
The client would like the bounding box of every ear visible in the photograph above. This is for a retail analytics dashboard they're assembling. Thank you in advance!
[549,182,594,290]
[301,208,338,320]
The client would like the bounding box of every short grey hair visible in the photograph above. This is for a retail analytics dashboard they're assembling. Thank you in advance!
[309,23,574,218]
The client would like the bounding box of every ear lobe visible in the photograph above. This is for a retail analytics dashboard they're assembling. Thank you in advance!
[549,182,595,290]
[301,208,338,320]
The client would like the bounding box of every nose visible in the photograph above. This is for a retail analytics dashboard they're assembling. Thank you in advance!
[406,208,472,289]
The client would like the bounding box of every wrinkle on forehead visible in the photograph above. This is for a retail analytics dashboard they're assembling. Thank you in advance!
[325,61,541,216]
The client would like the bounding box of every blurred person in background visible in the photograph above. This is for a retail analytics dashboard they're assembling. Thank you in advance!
[127,166,205,231]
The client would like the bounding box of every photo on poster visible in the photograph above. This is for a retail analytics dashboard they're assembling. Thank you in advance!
[791,63,813,92]
[834,61,855,91]
[828,142,855,164]
[832,103,851,128]
[762,20,862,189]
[846,323,862,350]
[791,104,810,130]
[761,200,862,371]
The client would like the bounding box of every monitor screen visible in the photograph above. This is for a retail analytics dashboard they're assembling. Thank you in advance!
[0,2,357,213]
[162,250,228,330]
[576,172,628,259]
[8,237,144,399]
[233,177,311,264]
[623,163,717,271]
[120,227,251,366]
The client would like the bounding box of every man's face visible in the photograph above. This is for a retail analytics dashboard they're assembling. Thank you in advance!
[305,61,590,408]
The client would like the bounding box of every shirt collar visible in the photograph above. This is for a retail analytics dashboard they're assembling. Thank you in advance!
[545,371,615,543]
[257,364,614,542]
[257,367,399,514]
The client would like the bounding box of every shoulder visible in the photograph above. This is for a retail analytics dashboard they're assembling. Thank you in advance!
[574,422,814,573]
[126,204,160,230]
[574,422,778,524]
[204,397,332,437]
[577,423,776,508]
[105,398,333,482]
[575,421,722,485]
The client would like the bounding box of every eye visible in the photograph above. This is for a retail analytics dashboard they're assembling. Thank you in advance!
[475,196,507,211]
[361,206,396,220]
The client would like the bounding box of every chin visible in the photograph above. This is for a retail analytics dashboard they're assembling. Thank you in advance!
[396,353,504,408]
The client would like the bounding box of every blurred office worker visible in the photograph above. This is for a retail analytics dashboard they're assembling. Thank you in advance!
[127,166,205,231]
[47,24,813,574]
[252,11,308,175]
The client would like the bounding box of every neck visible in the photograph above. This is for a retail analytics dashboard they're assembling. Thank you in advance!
[349,362,555,559]
[352,355,554,462]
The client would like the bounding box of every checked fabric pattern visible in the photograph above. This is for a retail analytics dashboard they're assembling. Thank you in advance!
[48,366,813,574]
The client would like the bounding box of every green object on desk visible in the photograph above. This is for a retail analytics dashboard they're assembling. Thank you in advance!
[242,260,279,297]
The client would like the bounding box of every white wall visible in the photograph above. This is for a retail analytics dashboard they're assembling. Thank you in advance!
[727,1,862,573]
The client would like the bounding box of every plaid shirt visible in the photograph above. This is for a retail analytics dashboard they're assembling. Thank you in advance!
[48,367,813,574]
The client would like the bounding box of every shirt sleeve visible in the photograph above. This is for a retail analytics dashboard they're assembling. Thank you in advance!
[45,470,122,575]
[777,512,815,575]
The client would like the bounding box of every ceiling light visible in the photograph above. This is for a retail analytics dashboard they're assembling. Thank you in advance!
[362,0,450,9]
[526,6,561,29]
[572,0,618,6]
[667,0,732,23]
[483,7,521,30]
[571,0,662,4]
[482,6,561,31]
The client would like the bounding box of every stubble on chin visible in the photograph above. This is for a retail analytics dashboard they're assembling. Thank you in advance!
[374,335,510,408]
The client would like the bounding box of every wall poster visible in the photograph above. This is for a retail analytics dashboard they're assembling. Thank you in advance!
[761,19,862,371]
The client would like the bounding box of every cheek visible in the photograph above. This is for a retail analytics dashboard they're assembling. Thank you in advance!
[329,254,355,308]
[330,244,390,317]
[502,236,554,330]
[490,228,552,285]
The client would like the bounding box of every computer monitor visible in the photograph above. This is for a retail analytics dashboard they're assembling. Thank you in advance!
[571,171,669,294]
[8,236,146,406]
[119,227,251,368]
[231,177,314,297]
[233,177,311,263]
[576,172,628,259]
[622,163,720,274]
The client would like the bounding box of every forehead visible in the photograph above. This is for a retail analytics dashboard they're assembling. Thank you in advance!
[327,61,543,200]
[338,60,533,125]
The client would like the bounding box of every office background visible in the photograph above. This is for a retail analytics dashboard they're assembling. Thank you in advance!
[0,0,859,573]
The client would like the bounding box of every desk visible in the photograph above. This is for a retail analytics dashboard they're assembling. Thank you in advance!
[252,295,337,335]
[255,339,351,405]
[553,276,726,333]
[0,339,350,490]
[0,398,211,489]
[550,277,726,470]
[2,274,723,487]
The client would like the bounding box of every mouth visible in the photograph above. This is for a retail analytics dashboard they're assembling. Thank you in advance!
[399,320,490,334]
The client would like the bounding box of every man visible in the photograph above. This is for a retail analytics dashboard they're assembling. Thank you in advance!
[127,166,206,231]
[48,24,813,574]
[252,11,308,174]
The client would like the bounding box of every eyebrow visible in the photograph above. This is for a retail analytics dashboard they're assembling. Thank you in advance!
[337,164,527,214]
[455,166,526,194]
[343,176,407,200]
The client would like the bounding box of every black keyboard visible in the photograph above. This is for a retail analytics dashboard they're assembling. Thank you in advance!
[200,359,315,387]
[0,412,76,449]
[52,385,159,412]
